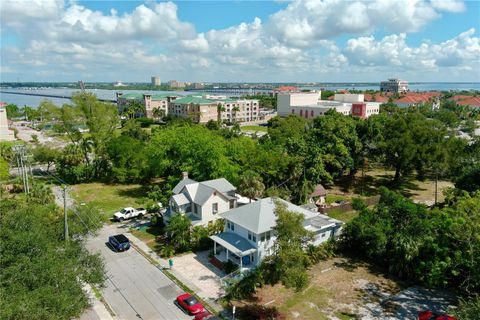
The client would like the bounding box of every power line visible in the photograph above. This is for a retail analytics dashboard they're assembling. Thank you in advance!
[35,169,142,318]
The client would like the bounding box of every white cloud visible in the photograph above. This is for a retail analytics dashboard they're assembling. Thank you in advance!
[0,0,477,82]
[343,28,480,72]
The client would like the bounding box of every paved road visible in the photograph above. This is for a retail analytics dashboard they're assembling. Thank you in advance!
[86,225,191,320]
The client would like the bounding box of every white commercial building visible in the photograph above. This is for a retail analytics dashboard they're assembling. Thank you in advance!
[0,103,15,141]
[278,92,380,119]
[380,78,408,93]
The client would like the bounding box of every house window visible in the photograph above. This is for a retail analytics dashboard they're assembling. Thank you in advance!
[260,233,265,242]
[248,232,252,240]
[266,231,271,241]
[230,223,235,231]
[252,234,256,242]
[212,203,218,214]
[193,204,197,213]
[229,199,235,209]
[321,232,326,237]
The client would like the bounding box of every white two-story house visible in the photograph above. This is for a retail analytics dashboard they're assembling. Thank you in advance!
[210,197,343,270]
[165,172,237,226]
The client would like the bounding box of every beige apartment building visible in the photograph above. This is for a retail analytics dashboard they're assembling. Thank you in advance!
[116,92,178,118]
[218,98,260,123]
[169,96,219,123]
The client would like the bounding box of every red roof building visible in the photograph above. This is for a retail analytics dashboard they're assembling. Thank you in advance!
[449,95,480,108]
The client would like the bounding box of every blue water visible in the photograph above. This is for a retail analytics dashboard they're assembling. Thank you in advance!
[0,88,189,108]
[1,83,479,108]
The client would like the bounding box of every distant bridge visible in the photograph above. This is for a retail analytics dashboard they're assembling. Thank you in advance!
[185,88,274,96]
[0,91,117,103]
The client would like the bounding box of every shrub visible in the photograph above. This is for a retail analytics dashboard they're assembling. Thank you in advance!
[150,214,164,227]
[224,260,238,275]
[351,197,367,211]
[450,296,480,320]
[136,117,156,128]
[236,304,285,320]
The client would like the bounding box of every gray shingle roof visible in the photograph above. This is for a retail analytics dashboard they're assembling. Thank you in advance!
[173,178,198,194]
[201,178,236,193]
[220,197,320,234]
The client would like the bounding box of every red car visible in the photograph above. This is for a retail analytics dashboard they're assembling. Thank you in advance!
[194,311,220,320]
[176,293,205,315]
[418,311,456,320]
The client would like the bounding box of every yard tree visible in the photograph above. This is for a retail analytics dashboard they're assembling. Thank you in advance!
[0,158,8,199]
[165,213,192,252]
[238,170,265,202]
[0,197,105,320]
[32,144,60,172]
[106,136,147,183]
[272,200,314,291]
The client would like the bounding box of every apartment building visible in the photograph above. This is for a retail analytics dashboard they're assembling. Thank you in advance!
[218,98,260,123]
[116,92,178,118]
[168,96,219,123]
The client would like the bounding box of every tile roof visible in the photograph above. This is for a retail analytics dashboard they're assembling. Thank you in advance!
[450,95,480,107]
[173,96,218,105]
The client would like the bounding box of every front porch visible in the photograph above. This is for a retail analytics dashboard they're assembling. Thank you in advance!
[210,232,257,272]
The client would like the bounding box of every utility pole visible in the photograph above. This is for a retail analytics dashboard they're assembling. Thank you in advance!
[63,185,69,241]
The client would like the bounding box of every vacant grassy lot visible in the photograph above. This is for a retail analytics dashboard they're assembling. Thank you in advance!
[71,182,147,217]
[240,125,268,132]
[234,256,405,320]
[330,167,453,205]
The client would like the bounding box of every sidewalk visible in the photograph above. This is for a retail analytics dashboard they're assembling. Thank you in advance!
[79,283,116,320]
[126,231,225,313]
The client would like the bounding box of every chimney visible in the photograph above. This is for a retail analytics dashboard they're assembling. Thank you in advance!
[182,172,188,180]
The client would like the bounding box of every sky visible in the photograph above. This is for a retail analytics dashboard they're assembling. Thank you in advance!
[1,0,479,82]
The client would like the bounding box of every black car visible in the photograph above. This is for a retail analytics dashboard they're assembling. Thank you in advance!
[108,234,130,251]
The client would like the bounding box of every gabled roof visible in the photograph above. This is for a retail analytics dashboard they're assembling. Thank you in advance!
[202,178,236,193]
[172,193,190,206]
[173,178,198,194]
[220,197,319,234]
[172,177,236,206]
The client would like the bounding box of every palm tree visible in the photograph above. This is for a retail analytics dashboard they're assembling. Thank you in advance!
[217,103,226,122]
[152,107,165,121]
[165,214,191,251]
[232,106,240,122]
[238,170,265,202]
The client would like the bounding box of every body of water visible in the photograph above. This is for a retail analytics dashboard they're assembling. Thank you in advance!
[0,88,188,108]
[1,83,479,108]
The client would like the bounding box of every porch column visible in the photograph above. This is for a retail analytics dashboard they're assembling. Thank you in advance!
[240,253,243,271]
[214,241,216,255]
[226,249,229,261]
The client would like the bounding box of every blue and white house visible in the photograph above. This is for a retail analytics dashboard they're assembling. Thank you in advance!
[210,197,343,270]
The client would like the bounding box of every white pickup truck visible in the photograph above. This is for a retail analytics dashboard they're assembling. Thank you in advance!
[113,207,147,222]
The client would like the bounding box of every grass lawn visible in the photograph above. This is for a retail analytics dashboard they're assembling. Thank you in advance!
[327,208,358,223]
[234,256,405,320]
[240,125,268,133]
[329,167,454,205]
[70,182,148,217]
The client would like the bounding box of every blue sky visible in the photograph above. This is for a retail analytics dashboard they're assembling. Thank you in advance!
[1,0,479,82]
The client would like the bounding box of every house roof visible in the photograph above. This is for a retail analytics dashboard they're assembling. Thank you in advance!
[220,197,319,234]
[172,193,190,206]
[202,178,236,193]
[210,232,257,256]
[173,178,198,194]
[173,96,217,105]
[172,177,236,206]
[449,95,480,107]
[311,184,327,197]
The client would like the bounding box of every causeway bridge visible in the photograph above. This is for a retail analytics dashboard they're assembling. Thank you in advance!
[0,90,117,103]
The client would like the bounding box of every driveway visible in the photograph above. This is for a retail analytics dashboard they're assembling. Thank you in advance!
[86,224,191,320]
[172,251,226,300]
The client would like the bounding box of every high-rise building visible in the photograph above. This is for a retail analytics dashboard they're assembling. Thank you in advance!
[380,78,408,93]
[151,76,161,86]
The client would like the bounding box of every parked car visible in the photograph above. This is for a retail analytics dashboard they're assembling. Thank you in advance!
[113,207,146,222]
[194,311,220,320]
[418,311,456,320]
[108,234,130,252]
[176,293,205,315]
